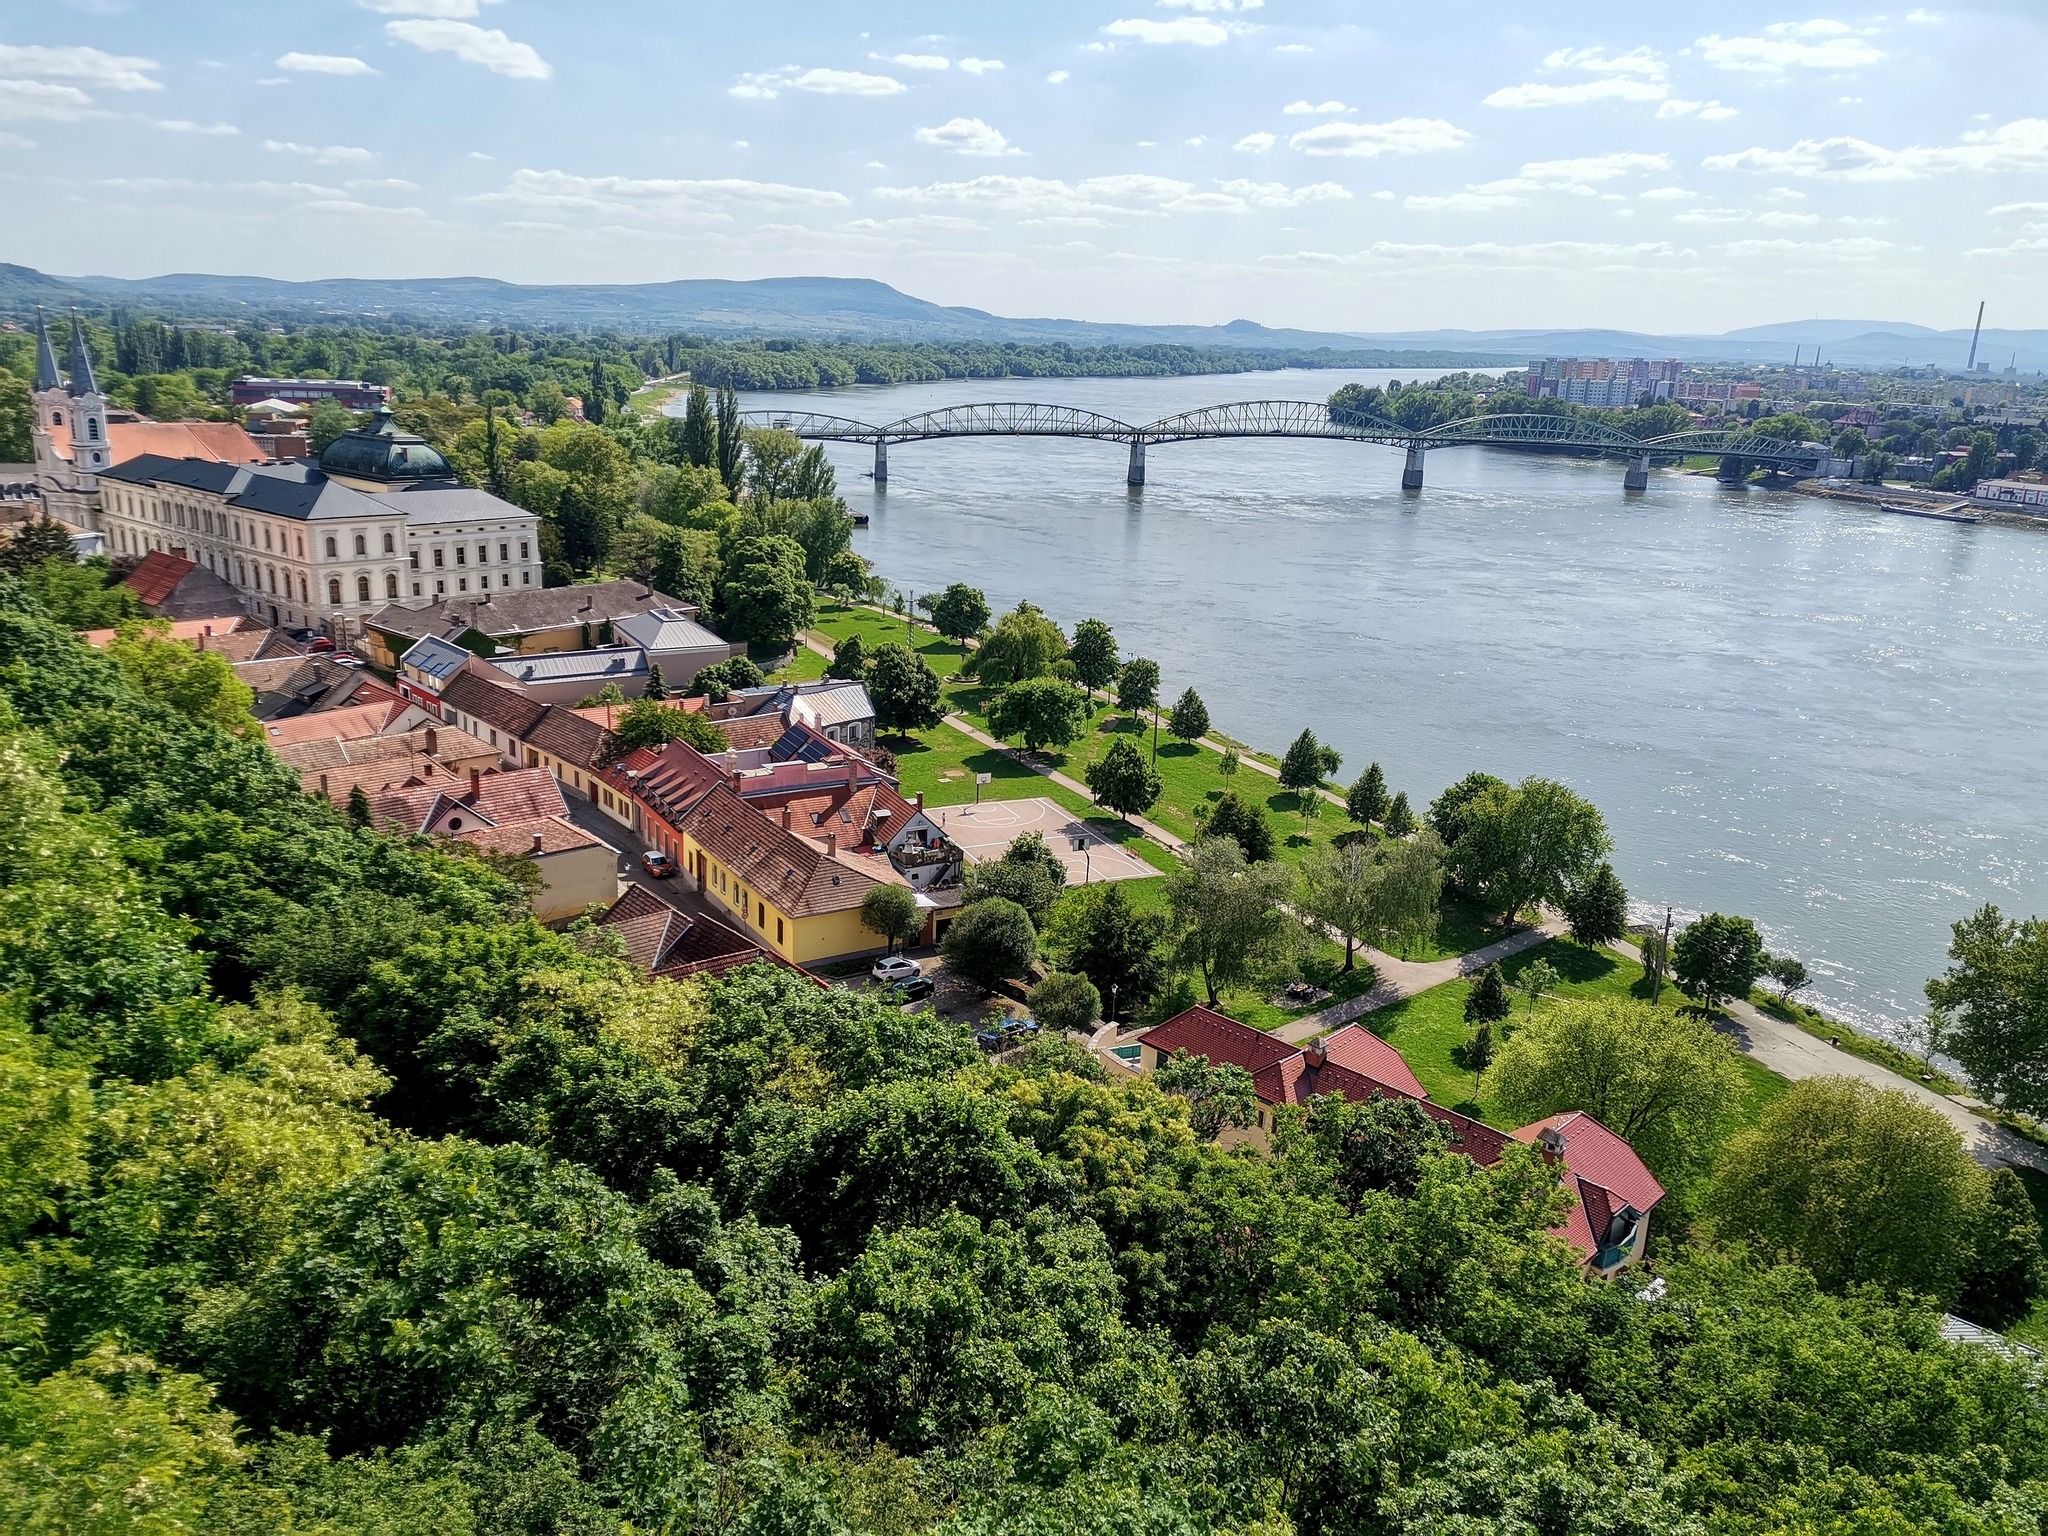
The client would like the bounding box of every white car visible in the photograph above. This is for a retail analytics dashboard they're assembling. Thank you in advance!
[871,955,921,984]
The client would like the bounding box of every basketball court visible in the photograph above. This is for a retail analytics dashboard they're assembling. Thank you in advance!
[931,797,1155,885]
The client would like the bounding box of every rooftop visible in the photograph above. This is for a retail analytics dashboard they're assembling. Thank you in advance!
[318,405,454,484]
[369,580,688,644]
[614,605,733,655]
[488,646,647,688]
[400,634,476,687]
[599,884,768,980]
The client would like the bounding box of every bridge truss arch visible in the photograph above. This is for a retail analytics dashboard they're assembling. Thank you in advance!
[1639,430,1822,465]
[739,409,885,443]
[1419,412,1651,456]
[1142,398,1410,445]
[883,401,1141,442]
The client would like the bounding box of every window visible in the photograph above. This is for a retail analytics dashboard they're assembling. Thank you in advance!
[435,580,446,595]
[328,578,342,605]
[357,575,371,602]
[457,577,468,593]
[519,541,530,561]
[52,411,61,427]
[382,531,395,554]
[354,533,367,556]
[297,537,305,558]
[412,582,422,597]
[87,418,99,441]
[325,536,338,558]
[478,544,490,564]
[776,917,784,945]
[498,543,509,562]
[266,566,277,593]
[455,546,466,566]
[500,573,510,589]
[386,573,399,599]
[522,571,532,585]
[432,548,444,568]
[298,575,309,602]
[263,527,272,550]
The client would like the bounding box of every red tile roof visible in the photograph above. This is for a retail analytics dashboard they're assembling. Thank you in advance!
[120,550,198,608]
[523,706,611,771]
[52,421,267,468]
[677,782,894,919]
[1320,1023,1428,1099]
[1139,1006,1300,1076]
[600,884,767,978]
[440,669,550,740]
[1512,1112,1665,1215]
[370,765,569,837]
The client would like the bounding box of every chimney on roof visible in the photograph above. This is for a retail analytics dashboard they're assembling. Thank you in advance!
[424,726,438,757]
[1535,1125,1566,1167]
[845,754,858,788]
[825,831,838,856]
[530,830,544,854]
[469,767,481,799]
[780,804,793,830]
[730,766,742,792]
[913,791,924,811]
[1303,1040,1326,1069]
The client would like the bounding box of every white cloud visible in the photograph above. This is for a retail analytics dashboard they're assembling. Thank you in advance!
[1486,76,1666,108]
[959,57,1004,74]
[1906,7,1940,19]
[1696,20,1884,73]
[1275,43,1311,52]
[730,65,905,98]
[875,171,1340,218]
[1405,189,1528,211]
[1704,119,2048,180]
[1103,17,1237,45]
[155,118,238,134]
[1288,117,1472,157]
[1185,135,1206,146]
[1988,201,2048,215]
[1215,178,1350,207]
[1283,99,1351,115]
[277,52,378,75]
[842,214,987,234]
[356,0,490,14]
[1639,185,1696,199]
[1521,151,1672,183]
[384,19,550,79]
[348,176,421,190]
[915,117,1024,156]
[1407,151,1670,211]
[0,44,161,90]
[1264,239,1683,269]
[264,138,375,165]
[1658,98,1738,120]
[1234,131,1276,152]
[477,167,851,220]
[1370,188,1394,200]
[0,81,98,121]
[1158,0,1263,8]
[0,131,31,149]
[1046,69,1070,83]
[1720,235,1893,259]
[875,52,948,70]
[1541,46,1666,77]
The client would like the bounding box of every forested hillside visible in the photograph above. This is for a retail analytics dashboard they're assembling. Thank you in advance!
[0,575,2043,1533]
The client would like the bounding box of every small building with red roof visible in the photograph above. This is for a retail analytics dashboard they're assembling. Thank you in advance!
[1512,1112,1666,1278]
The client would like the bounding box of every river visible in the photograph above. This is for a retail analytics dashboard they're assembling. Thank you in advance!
[711,369,2048,1048]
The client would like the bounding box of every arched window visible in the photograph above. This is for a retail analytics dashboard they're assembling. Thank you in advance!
[328,578,343,605]
[385,572,399,599]
[354,534,367,556]
[298,575,309,602]
[382,531,395,554]
[51,412,61,428]
[325,536,338,558]
[356,575,371,602]
[88,418,99,441]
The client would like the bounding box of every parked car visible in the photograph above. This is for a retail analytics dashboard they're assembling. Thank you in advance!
[871,955,921,984]
[891,976,935,1003]
[640,848,678,879]
[973,1026,1008,1051]
[305,636,335,653]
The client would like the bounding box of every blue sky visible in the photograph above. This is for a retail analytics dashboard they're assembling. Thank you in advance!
[5,1,2047,332]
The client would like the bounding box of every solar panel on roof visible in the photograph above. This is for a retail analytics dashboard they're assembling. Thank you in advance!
[767,726,810,761]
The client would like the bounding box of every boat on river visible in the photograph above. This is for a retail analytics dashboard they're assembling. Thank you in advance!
[1880,501,1980,524]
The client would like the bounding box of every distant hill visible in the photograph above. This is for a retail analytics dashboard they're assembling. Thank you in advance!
[3,263,2043,370]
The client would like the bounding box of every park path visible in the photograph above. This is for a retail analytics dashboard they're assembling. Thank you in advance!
[1269,916,1566,1044]
[939,714,1192,855]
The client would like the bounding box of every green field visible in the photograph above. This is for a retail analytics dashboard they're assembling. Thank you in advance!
[809,601,969,678]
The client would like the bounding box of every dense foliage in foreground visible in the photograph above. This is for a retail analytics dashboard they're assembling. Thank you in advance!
[0,580,2042,1534]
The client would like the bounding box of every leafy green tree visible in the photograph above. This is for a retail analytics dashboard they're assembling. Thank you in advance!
[1769,954,1811,1001]
[928,583,990,652]
[1066,618,1119,694]
[941,896,1037,992]
[1203,789,1274,862]
[1278,728,1340,796]
[866,642,944,734]
[1346,763,1389,826]
[1298,838,1380,970]
[1366,830,1444,959]
[679,382,716,468]
[828,630,868,681]
[307,398,357,451]
[104,622,257,737]
[609,695,725,757]
[1561,862,1628,948]
[0,517,76,575]
[1926,904,2048,1116]
[688,655,764,702]
[0,368,33,462]
[1671,912,1767,1013]
[1954,1168,2046,1330]
[969,602,1067,687]
[1153,1049,1260,1139]
[1166,688,1209,744]
[345,785,373,831]
[1085,737,1161,821]
[1028,971,1101,1035]
[642,662,667,700]
[1218,748,1239,776]
[988,676,1087,753]
[1051,882,1166,1020]
[1709,1075,1990,1296]
[963,832,1068,925]
[1464,964,1511,1025]
[861,883,923,954]
[1485,996,1743,1181]
[554,480,616,574]
[1427,770,1508,846]
[1166,835,1297,1007]
[718,533,813,647]
[715,383,743,496]
[1280,1091,1453,1204]
[1465,1019,1494,1084]
[1383,790,1415,837]
[1445,777,1611,923]
[21,556,143,630]
[1517,956,1560,1014]
[1116,656,1160,716]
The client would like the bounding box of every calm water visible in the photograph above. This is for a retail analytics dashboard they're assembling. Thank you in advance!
[715,370,2048,1046]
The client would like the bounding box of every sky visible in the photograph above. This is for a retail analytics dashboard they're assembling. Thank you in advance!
[5,1,2048,334]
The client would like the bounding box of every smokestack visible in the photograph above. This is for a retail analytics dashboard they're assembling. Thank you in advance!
[530,830,543,854]
[1968,300,1987,371]
[780,804,792,830]
[424,726,438,757]
[825,831,838,856]
[846,754,858,787]
[913,791,924,811]
[1303,1041,1326,1069]
[469,767,481,799]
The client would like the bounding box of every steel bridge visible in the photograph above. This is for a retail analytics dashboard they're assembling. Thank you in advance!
[739,399,1824,492]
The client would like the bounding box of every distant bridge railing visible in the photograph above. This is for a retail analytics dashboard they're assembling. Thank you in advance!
[737,401,1828,492]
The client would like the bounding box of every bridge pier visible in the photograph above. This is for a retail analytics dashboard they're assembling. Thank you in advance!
[1127,441,1146,488]
[1401,447,1425,491]
[1623,454,1650,493]
[873,440,888,486]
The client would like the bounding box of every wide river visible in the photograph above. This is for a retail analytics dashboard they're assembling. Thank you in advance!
[720,369,2048,1048]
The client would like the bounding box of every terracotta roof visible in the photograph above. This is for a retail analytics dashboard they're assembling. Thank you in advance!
[367,580,684,644]
[439,669,550,740]
[50,420,267,467]
[298,756,462,807]
[599,884,767,978]
[371,765,569,837]
[274,724,496,774]
[603,740,729,825]
[678,782,894,919]
[568,696,704,728]
[120,550,198,608]
[260,699,414,746]
[756,778,923,845]
[1512,1112,1665,1215]
[81,614,263,649]
[461,816,605,856]
[1139,1006,1300,1076]
[523,706,611,771]
[1319,1024,1429,1099]
[712,713,788,752]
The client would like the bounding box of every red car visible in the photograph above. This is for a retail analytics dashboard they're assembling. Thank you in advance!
[640,849,678,879]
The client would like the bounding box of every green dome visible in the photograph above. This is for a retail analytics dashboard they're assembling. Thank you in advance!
[318,405,453,482]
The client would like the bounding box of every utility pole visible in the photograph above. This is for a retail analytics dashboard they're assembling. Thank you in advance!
[1967,300,1986,372]
[1651,905,1673,1005]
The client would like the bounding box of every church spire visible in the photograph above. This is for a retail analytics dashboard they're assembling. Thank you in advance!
[33,309,62,393]
[66,309,100,398]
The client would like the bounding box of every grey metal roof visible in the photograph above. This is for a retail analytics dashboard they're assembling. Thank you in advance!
[400,634,476,684]
[788,681,874,731]
[318,406,453,483]
[66,310,99,397]
[33,310,61,393]
[368,580,684,643]
[100,456,386,523]
[488,646,649,686]
[1940,1314,2041,1360]
[386,486,535,525]
[614,606,730,655]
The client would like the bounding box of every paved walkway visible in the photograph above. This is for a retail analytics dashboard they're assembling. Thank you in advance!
[1269,917,1565,1043]
[941,713,1190,856]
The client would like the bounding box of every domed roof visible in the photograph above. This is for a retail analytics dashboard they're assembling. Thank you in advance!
[318,405,453,483]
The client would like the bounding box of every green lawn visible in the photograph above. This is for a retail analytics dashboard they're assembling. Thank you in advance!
[810,602,970,678]
[760,644,829,683]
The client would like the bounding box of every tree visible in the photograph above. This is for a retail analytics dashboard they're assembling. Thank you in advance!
[1485,996,1744,1182]
[21,556,142,630]
[1671,912,1767,1013]
[104,623,257,737]
[1166,835,1297,1007]
[0,367,32,462]
[1464,1020,1494,1086]
[1283,1091,1454,1204]
[1167,688,1210,745]
[1709,1075,1990,1296]
[307,398,356,452]
[554,481,616,575]
[1444,777,1612,923]
[643,663,667,701]
[866,643,944,735]
[1561,863,1628,949]
[1298,839,1380,971]
[1067,619,1119,695]
[1153,1049,1259,1140]
[1052,882,1166,1020]
[0,517,76,574]
[861,883,924,954]
[1428,770,1509,847]
[714,383,743,497]
[1925,904,2048,1116]
[941,897,1037,992]
[964,832,1068,925]
[679,382,716,468]
[1204,789,1274,862]
[969,603,1067,687]
[688,655,764,702]
[988,677,1087,753]
[1027,972,1101,1035]
[1638,923,1671,1002]
[1346,763,1389,826]
[929,583,990,652]
[345,785,374,830]
[718,533,812,647]
[1954,1168,2046,1330]
[1517,957,1560,1015]
[1085,737,1161,821]
[1464,964,1511,1025]
[1366,830,1443,959]
[1116,656,1160,717]
[828,631,868,681]
[1278,729,1341,808]
[1769,954,1811,1002]
[610,696,725,757]
[1383,791,1415,837]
